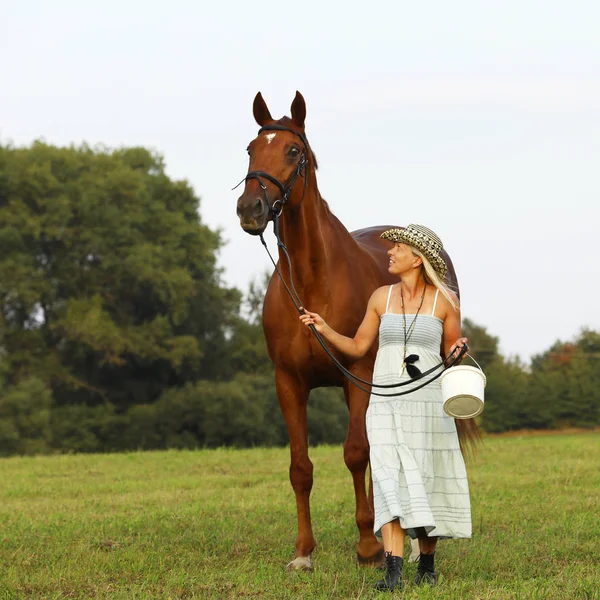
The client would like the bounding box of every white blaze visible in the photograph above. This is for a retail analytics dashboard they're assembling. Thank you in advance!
[266,133,276,144]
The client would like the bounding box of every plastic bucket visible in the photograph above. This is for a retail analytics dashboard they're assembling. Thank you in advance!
[440,355,486,419]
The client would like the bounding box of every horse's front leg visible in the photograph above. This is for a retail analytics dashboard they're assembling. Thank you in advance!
[275,369,315,570]
[343,377,385,566]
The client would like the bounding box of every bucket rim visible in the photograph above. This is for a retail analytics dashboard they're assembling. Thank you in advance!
[440,365,487,385]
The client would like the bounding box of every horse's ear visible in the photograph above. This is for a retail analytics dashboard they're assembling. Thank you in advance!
[253,92,273,126]
[290,91,306,129]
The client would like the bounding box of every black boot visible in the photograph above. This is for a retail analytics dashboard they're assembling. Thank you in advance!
[414,552,438,586]
[374,552,404,592]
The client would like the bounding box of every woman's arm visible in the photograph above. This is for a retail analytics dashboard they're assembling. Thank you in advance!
[299,288,385,360]
[442,291,468,360]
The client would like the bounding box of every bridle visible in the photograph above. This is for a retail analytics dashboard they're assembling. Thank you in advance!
[232,124,309,218]
[234,125,466,397]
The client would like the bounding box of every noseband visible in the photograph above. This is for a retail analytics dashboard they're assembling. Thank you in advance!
[233,124,309,217]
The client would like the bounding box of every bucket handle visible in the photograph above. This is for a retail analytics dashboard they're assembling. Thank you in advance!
[462,353,484,372]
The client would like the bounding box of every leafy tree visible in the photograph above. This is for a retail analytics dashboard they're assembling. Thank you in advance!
[480,357,533,432]
[307,387,349,445]
[461,318,501,369]
[0,142,240,409]
[0,376,53,456]
[2,139,598,452]
[244,270,272,326]
[528,328,600,429]
[219,270,274,378]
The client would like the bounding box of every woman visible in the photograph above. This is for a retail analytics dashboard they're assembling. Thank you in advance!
[299,224,471,592]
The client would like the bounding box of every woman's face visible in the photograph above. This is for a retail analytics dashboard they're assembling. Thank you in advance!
[387,243,420,275]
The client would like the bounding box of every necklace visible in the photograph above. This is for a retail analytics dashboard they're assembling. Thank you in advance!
[400,281,426,378]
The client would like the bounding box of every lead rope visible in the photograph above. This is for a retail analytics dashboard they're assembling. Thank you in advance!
[236,124,465,396]
[259,218,466,397]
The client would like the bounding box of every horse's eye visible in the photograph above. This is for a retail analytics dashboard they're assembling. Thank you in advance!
[246,146,251,156]
[288,147,299,157]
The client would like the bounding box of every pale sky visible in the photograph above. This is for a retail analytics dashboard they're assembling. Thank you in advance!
[2,0,599,361]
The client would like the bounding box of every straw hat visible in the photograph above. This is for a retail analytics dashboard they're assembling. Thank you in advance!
[380,224,448,278]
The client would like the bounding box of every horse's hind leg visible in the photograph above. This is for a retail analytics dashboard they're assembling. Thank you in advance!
[276,370,315,571]
[408,538,420,562]
[343,382,384,566]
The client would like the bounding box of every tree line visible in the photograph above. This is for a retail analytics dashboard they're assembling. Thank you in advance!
[0,142,598,456]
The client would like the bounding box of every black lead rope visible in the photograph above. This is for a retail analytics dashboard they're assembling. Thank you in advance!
[235,123,466,397]
[260,214,467,398]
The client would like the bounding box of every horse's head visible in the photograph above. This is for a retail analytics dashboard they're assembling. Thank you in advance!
[236,91,313,235]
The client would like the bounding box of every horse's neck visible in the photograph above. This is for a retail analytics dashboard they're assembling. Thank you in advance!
[277,183,358,290]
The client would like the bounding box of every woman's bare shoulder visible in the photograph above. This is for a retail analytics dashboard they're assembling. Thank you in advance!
[369,285,393,314]
[370,284,393,300]
[437,287,460,316]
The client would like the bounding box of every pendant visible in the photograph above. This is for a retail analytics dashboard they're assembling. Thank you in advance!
[403,354,422,379]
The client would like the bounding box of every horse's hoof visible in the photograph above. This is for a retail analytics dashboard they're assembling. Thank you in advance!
[286,556,313,571]
[356,545,385,567]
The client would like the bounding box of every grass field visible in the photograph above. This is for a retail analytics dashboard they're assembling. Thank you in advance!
[0,433,599,599]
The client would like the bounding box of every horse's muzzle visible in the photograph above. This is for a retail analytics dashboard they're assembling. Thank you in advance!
[237,195,269,235]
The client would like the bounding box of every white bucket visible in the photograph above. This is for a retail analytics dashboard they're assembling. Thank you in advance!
[440,355,486,419]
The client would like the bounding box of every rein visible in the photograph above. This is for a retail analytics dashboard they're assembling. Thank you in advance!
[260,224,466,397]
[237,125,466,397]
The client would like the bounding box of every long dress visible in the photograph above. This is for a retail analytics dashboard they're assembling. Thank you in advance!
[366,285,472,539]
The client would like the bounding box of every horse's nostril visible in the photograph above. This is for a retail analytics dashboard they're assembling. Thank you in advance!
[253,199,264,216]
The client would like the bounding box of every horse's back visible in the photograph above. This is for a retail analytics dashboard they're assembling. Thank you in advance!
[351,225,399,285]
[351,225,399,257]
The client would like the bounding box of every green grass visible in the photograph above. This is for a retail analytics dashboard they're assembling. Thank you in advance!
[1,433,599,599]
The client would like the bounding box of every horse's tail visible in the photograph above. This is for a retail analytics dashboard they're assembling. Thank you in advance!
[456,418,482,458]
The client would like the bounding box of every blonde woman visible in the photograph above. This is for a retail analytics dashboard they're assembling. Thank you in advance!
[299,224,470,592]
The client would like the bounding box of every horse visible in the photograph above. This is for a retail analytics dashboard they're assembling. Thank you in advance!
[235,91,479,570]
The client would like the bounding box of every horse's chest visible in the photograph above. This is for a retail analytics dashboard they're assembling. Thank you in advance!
[265,315,355,384]
[263,282,366,382]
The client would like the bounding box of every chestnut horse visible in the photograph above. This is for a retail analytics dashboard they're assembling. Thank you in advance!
[236,91,478,570]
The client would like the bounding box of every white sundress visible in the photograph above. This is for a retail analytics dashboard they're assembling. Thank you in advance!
[366,285,472,539]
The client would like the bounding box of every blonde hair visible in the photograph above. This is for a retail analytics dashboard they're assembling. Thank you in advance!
[410,247,458,311]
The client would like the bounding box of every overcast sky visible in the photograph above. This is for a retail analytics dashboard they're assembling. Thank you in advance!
[2,0,598,361]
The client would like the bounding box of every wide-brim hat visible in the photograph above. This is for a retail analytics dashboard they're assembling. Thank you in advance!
[380,224,448,278]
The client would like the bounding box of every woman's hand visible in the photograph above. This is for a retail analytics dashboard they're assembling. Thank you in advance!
[448,337,468,359]
[299,308,329,334]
